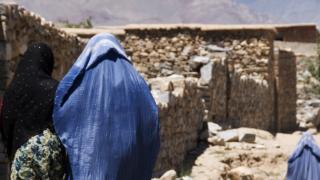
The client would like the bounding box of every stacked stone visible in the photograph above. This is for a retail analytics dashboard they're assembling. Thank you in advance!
[226,38,274,130]
[226,38,270,80]
[123,34,204,79]
[0,3,85,82]
[206,38,274,131]
[149,75,204,175]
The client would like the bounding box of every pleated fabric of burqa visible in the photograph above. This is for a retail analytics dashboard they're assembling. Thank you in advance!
[53,33,160,180]
[287,132,320,180]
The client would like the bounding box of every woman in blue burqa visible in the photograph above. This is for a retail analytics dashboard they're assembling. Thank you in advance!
[286,132,320,180]
[53,33,160,180]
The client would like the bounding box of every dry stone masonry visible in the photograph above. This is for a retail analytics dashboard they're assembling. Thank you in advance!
[208,38,275,130]
[149,75,204,175]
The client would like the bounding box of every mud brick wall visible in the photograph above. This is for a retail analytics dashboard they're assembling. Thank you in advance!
[276,50,297,132]
[275,25,318,43]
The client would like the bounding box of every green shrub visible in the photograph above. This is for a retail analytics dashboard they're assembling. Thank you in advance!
[60,17,93,29]
[310,31,320,81]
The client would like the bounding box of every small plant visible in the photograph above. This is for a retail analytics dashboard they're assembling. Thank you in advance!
[317,31,320,64]
[308,31,320,82]
[60,17,93,29]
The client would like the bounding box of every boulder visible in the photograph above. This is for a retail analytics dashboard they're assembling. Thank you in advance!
[159,170,177,180]
[149,75,185,91]
[228,166,254,180]
[307,128,317,135]
[239,133,256,143]
[238,128,273,140]
[178,176,192,180]
[207,122,222,135]
[208,136,225,146]
[205,45,230,52]
[200,62,213,85]
[217,129,238,142]
[189,56,210,70]
[151,90,170,106]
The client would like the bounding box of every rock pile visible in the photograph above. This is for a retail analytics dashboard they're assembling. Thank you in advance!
[200,122,274,146]
[295,55,320,130]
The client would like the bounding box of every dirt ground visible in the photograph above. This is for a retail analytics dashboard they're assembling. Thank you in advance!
[184,132,320,180]
[187,41,320,180]
[155,41,320,180]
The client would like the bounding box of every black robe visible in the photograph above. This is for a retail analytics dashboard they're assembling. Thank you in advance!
[0,43,58,159]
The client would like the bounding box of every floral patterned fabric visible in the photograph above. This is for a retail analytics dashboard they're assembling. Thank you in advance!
[11,129,65,180]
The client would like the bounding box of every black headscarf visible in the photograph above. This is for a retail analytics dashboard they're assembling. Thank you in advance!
[0,43,58,159]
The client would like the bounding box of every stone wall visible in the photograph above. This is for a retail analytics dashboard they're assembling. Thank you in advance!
[122,28,276,129]
[0,3,85,88]
[149,75,204,175]
[208,38,275,130]
[122,30,202,79]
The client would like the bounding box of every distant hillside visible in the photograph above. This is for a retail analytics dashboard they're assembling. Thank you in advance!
[1,0,319,26]
[1,0,267,25]
[238,0,320,25]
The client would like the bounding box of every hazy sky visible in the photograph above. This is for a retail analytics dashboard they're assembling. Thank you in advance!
[2,0,319,26]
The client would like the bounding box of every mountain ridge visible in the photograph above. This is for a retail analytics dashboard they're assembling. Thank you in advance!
[1,0,318,26]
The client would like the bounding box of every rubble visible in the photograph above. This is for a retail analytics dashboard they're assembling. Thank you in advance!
[208,136,225,146]
[238,133,256,143]
[217,129,239,142]
[296,56,320,129]
[228,166,254,180]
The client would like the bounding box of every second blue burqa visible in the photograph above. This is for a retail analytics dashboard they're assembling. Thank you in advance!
[53,33,160,180]
[286,132,320,180]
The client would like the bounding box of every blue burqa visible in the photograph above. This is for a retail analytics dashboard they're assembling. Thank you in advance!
[286,132,320,180]
[53,33,160,180]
